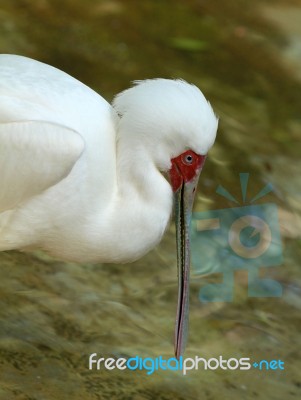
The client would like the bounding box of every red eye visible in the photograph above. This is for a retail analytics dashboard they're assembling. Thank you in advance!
[170,150,207,192]
[182,153,194,165]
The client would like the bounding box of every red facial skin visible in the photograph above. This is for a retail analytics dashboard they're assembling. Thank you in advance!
[169,150,206,192]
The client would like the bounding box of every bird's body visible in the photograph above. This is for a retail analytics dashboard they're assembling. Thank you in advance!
[0,54,218,356]
[0,55,173,263]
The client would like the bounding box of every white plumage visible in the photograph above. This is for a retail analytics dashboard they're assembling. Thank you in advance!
[0,54,217,264]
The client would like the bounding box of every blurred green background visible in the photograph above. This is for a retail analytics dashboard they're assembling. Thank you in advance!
[0,0,300,399]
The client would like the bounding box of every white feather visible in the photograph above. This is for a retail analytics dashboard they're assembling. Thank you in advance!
[0,121,84,212]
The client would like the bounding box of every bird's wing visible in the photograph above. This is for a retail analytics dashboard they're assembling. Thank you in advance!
[0,120,85,212]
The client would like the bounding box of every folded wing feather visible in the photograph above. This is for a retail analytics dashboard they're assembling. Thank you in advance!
[0,120,85,212]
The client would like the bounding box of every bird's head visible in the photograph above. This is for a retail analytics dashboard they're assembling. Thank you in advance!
[113,79,218,358]
[113,78,217,170]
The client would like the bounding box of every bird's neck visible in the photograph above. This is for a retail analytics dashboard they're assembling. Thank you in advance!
[104,135,173,263]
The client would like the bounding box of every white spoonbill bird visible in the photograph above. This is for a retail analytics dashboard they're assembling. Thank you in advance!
[0,54,218,357]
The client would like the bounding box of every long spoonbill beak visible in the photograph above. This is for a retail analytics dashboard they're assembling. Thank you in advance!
[169,150,207,358]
